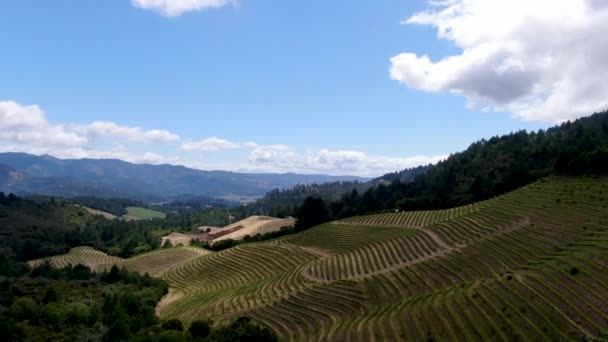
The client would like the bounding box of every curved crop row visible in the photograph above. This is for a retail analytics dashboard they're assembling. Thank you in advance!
[121,246,210,277]
[337,202,484,228]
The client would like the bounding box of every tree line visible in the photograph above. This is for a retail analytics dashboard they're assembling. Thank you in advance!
[292,111,608,227]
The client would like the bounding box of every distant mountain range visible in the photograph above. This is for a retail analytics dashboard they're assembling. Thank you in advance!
[0,153,368,202]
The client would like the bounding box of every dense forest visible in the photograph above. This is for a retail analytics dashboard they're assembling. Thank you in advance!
[290,111,608,226]
[246,166,428,218]
[0,258,276,341]
[0,195,163,261]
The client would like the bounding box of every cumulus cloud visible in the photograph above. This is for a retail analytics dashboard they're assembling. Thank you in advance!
[241,144,446,176]
[74,121,180,143]
[0,101,47,129]
[0,101,88,146]
[131,0,232,17]
[180,137,240,152]
[390,0,608,122]
[0,100,181,163]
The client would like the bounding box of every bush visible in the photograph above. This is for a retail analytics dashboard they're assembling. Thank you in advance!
[189,320,211,339]
[159,330,187,342]
[162,319,183,331]
[9,297,39,321]
[41,303,67,330]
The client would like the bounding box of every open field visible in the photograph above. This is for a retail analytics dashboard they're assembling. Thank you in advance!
[29,177,608,340]
[125,206,167,220]
[77,205,160,221]
[80,206,119,220]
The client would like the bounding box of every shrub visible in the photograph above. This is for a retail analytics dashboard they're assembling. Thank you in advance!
[188,320,211,339]
[159,330,187,342]
[162,319,183,331]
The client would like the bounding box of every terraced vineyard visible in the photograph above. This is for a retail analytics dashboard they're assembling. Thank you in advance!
[27,177,608,341]
[157,176,608,341]
[28,246,124,272]
[121,247,211,277]
[337,201,486,228]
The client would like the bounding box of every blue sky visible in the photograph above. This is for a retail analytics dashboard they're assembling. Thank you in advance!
[1,0,605,176]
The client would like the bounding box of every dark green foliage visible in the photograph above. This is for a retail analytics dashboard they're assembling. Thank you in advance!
[569,267,580,276]
[296,197,331,230]
[41,288,57,304]
[285,111,608,220]
[248,181,370,218]
[159,330,187,342]
[189,320,212,339]
[247,167,426,219]
[205,317,277,342]
[0,197,164,260]
[70,197,143,216]
[373,165,429,183]
[162,319,183,331]
[0,261,168,342]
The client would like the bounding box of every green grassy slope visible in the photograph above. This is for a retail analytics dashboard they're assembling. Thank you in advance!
[157,176,608,341]
[125,206,167,220]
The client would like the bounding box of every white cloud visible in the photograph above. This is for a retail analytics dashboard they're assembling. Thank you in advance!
[0,101,88,146]
[0,101,47,129]
[391,0,608,122]
[74,121,180,143]
[180,137,240,152]
[131,0,232,17]
[0,101,180,154]
[241,144,446,176]
[0,100,444,176]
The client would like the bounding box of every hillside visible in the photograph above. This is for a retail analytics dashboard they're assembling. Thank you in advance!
[153,176,607,340]
[17,176,608,340]
[28,246,125,272]
[0,153,367,202]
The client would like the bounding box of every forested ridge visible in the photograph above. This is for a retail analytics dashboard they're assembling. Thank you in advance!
[247,166,428,218]
[288,110,608,227]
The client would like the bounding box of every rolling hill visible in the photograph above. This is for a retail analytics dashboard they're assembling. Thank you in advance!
[29,176,608,340]
[156,176,608,340]
[0,153,368,202]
